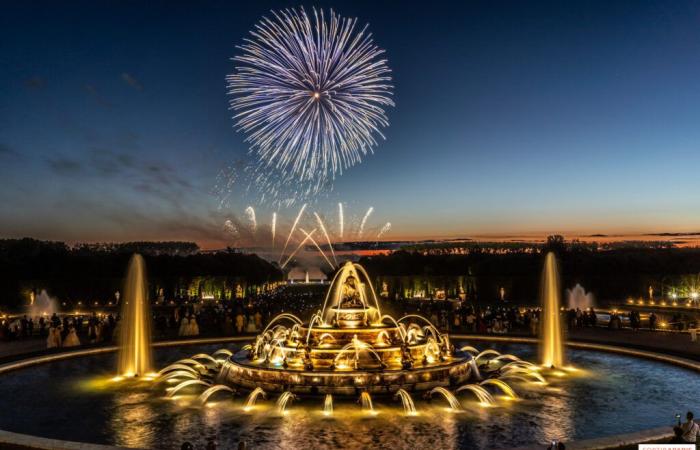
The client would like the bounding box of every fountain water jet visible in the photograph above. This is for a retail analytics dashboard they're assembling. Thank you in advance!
[159,371,198,383]
[429,387,462,411]
[360,391,376,414]
[480,379,518,400]
[567,283,594,310]
[323,394,333,416]
[217,261,477,394]
[456,384,495,406]
[277,391,296,414]
[117,254,153,377]
[167,380,211,397]
[28,289,58,317]
[198,385,235,404]
[395,389,417,415]
[244,387,266,411]
[540,252,564,368]
[157,364,200,377]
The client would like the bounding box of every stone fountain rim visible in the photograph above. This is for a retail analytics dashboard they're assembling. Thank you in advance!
[0,335,697,450]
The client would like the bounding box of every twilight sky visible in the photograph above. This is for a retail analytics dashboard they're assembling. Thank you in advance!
[2,0,700,249]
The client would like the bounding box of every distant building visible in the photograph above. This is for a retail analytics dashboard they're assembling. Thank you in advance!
[287,266,327,284]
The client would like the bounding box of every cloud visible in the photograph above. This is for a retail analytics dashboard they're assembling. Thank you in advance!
[24,76,45,90]
[121,72,143,91]
[84,84,113,108]
[47,157,83,175]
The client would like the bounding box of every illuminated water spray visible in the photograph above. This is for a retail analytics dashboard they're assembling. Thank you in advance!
[314,212,338,266]
[299,228,335,270]
[281,229,316,269]
[118,254,153,377]
[541,252,564,368]
[323,394,333,416]
[280,203,307,262]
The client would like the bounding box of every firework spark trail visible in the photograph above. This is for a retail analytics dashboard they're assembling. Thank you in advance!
[358,207,374,239]
[377,222,392,239]
[280,228,316,269]
[227,7,394,201]
[245,206,257,232]
[299,228,335,270]
[271,212,277,248]
[338,203,344,240]
[279,203,307,263]
[213,166,238,210]
[314,212,338,266]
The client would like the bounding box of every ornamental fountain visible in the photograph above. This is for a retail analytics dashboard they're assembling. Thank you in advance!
[218,261,471,394]
[117,254,154,377]
[156,261,548,416]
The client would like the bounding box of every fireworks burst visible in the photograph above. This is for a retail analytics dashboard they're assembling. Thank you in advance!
[227,7,394,201]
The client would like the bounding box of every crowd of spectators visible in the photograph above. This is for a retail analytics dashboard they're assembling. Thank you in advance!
[1,284,698,351]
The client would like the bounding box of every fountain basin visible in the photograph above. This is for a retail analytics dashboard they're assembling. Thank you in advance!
[219,351,472,394]
[0,341,698,449]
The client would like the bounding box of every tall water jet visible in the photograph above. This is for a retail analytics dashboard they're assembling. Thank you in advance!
[28,289,58,317]
[118,254,153,377]
[323,394,333,416]
[279,203,307,262]
[540,252,564,368]
[567,283,594,310]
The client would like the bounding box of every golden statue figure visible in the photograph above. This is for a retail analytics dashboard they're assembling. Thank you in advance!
[340,275,363,308]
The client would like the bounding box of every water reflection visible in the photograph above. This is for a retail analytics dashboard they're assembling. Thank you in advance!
[110,392,156,448]
[0,343,697,450]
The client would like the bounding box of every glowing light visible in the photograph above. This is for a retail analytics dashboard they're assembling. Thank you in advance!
[227,7,394,199]
[540,253,564,368]
[271,212,276,248]
[245,206,257,232]
[358,207,374,239]
[338,203,344,239]
[117,254,153,377]
[377,222,391,239]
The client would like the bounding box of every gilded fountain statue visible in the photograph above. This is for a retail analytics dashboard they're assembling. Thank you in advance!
[158,261,548,414]
[217,261,473,395]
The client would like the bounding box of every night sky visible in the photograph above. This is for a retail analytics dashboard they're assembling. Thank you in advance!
[2,1,700,248]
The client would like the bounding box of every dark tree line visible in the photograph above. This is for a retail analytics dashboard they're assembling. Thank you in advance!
[359,244,700,304]
[0,238,283,308]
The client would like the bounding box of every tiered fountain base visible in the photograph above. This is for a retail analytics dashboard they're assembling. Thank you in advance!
[218,352,473,395]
